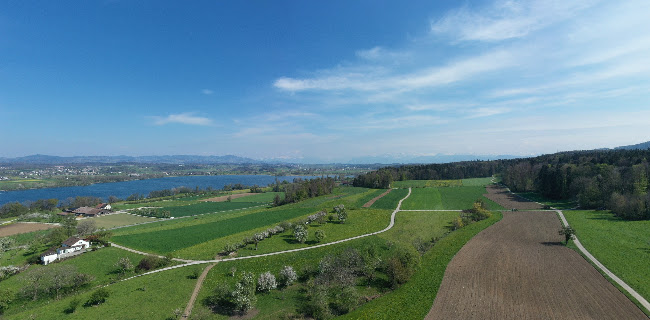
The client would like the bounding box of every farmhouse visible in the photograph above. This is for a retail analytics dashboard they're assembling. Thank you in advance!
[72,206,111,217]
[40,236,90,265]
[95,203,112,210]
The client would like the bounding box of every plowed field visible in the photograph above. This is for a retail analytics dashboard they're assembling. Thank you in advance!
[426,211,647,319]
[0,222,58,237]
[484,185,543,210]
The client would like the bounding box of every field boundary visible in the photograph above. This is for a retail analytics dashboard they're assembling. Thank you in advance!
[556,210,650,313]
[362,189,392,207]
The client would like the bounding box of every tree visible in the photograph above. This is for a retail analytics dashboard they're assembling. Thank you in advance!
[558,225,576,245]
[257,271,277,292]
[114,257,133,278]
[294,225,308,243]
[108,196,120,204]
[278,266,297,287]
[334,204,347,223]
[60,215,78,237]
[0,289,12,315]
[315,229,325,243]
[76,219,97,236]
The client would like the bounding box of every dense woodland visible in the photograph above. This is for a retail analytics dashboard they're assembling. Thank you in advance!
[354,149,650,220]
[274,177,336,205]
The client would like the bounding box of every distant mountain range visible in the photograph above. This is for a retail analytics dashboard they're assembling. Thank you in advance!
[0,154,261,165]
[1,140,648,165]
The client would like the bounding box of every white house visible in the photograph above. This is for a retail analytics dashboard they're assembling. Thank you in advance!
[40,237,91,265]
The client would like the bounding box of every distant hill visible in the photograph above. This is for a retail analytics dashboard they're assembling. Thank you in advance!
[615,141,650,150]
[0,154,261,165]
[345,154,524,164]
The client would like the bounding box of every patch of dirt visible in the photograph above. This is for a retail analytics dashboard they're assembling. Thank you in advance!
[484,185,544,210]
[201,193,255,202]
[362,189,393,208]
[425,211,647,319]
[0,222,58,237]
[229,308,259,320]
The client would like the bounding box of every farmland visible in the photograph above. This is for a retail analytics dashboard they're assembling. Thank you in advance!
[90,213,160,229]
[400,186,504,210]
[0,222,58,237]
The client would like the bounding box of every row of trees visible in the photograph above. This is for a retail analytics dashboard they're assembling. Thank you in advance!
[274,177,336,205]
[354,149,650,220]
[0,196,104,219]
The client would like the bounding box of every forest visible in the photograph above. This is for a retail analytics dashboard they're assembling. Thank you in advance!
[354,149,650,220]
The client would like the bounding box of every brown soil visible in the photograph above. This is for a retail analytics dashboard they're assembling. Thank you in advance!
[426,211,647,319]
[0,222,58,237]
[362,189,393,208]
[484,185,544,210]
[201,193,255,202]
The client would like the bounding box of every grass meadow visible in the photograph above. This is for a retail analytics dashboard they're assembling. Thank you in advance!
[401,186,504,210]
[564,210,650,304]
[91,213,160,229]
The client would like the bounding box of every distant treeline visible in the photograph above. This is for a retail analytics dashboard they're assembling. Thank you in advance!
[354,149,650,220]
[274,177,336,206]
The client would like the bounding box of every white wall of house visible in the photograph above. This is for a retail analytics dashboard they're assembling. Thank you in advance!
[41,254,57,265]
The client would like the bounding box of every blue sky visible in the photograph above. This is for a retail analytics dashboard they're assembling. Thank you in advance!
[1,0,649,162]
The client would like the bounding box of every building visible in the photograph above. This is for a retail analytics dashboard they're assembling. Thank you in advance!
[95,203,112,210]
[72,206,111,217]
[40,237,91,265]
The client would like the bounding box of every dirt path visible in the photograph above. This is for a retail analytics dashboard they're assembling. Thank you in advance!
[183,263,218,319]
[426,211,647,319]
[362,189,392,207]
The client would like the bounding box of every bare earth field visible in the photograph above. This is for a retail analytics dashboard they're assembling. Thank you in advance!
[0,222,58,237]
[362,189,392,208]
[201,193,254,202]
[426,211,647,319]
[484,185,544,210]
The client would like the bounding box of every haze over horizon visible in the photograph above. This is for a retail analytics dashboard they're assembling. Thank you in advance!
[1,0,650,163]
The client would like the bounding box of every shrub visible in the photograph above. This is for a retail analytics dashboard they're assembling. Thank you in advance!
[85,288,109,306]
[257,271,277,292]
[315,229,326,243]
[136,255,168,272]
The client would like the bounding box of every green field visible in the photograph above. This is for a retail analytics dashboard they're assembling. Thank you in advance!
[371,188,410,209]
[111,207,318,254]
[231,192,283,203]
[164,201,265,217]
[392,177,493,189]
[517,192,577,209]
[564,210,650,305]
[91,213,160,229]
[401,186,504,210]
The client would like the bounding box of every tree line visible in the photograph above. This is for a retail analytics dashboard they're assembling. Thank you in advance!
[353,149,650,220]
[273,177,336,206]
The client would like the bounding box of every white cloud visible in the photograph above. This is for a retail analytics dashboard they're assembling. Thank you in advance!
[431,0,595,42]
[152,113,213,126]
[202,89,214,95]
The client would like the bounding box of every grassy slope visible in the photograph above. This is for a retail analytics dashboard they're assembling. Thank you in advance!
[563,210,650,303]
[1,247,148,316]
[165,201,264,217]
[111,207,317,254]
[342,211,503,319]
[6,265,199,320]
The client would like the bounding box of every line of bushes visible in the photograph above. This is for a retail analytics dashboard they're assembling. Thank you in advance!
[341,211,502,319]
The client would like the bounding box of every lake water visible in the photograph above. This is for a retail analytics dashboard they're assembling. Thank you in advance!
[0,175,317,206]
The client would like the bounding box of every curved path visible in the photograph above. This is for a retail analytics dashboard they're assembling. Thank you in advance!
[111,188,412,318]
[426,210,647,319]
[556,210,650,313]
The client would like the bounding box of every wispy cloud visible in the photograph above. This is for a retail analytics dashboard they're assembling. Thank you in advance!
[201,89,214,95]
[152,113,213,126]
[431,0,595,42]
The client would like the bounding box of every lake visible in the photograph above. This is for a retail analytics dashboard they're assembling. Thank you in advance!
[0,175,317,206]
